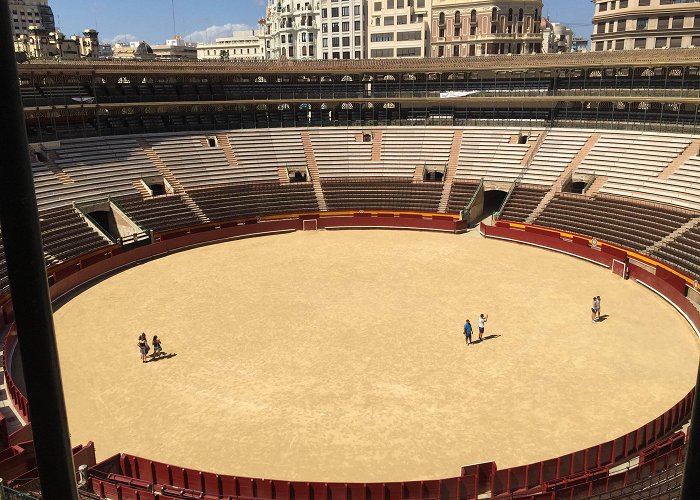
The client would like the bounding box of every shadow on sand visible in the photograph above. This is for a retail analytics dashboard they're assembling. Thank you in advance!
[146,353,177,363]
[471,334,501,345]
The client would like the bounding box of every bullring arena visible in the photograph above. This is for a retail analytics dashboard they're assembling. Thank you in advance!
[1,52,700,499]
[52,230,698,483]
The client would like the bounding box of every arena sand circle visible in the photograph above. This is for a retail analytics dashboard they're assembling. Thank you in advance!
[52,229,699,483]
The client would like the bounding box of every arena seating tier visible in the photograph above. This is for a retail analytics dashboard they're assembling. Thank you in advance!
[455,129,534,183]
[39,207,111,265]
[532,195,695,252]
[520,130,592,186]
[321,177,443,212]
[188,182,319,222]
[498,186,550,223]
[34,138,161,211]
[445,180,480,214]
[651,224,700,281]
[113,195,202,232]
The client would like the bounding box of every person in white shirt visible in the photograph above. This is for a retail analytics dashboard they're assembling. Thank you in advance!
[478,314,488,341]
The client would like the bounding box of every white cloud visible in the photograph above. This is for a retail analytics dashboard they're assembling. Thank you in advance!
[184,23,255,44]
[104,33,140,45]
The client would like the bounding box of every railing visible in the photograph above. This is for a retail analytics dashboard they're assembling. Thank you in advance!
[493,180,518,222]
[0,481,39,499]
[461,178,484,225]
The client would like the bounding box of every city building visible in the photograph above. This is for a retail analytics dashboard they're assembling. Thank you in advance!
[151,36,198,60]
[430,0,543,57]
[8,0,55,38]
[259,0,320,60]
[14,27,99,59]
[592,0,700,52]
[112,41,156,60]
[320,0,366,59]
[197,30,265,61]
[367,0,431,59]
[98,43,114,58]
[541,18,574,53]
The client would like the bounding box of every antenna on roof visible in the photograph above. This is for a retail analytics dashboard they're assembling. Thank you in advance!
[171,0,177,37]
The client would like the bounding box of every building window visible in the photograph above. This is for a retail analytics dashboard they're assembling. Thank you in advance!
[453,45,459,57]
[636,18,648,31]
[634,38,646,49]
[370,48,394,57]
[384,16,394,26]
[342,6,349,16]
[397,47,420,57]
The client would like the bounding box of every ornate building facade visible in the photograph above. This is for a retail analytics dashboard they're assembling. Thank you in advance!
[430,0,543,57]
[260,0,321,60]
[592,0,700,52]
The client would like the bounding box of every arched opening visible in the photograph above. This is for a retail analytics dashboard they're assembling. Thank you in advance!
[470,9,476,23]
[455,11,460,24]
[439,12,445,25]
[483,189,508,218]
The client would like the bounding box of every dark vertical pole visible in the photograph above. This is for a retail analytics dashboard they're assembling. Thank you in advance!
[681,362,700,500]
[0,2,78,499]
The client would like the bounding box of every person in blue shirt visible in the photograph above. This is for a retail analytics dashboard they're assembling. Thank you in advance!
[463,319,473,346]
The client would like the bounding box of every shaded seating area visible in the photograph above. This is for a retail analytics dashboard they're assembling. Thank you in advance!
[651,224,700,281]
[189,182,319,222]
[445,180,480,214]
[39,207,111,265]
[321,178,442,212]
[114,195,202,233]
[499,186,550,222]
[532,195,694,252]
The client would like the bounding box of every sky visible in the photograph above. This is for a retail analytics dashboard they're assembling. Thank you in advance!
[51,0,595,46]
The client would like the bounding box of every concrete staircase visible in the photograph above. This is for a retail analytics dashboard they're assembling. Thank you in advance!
[216,134,239,168]
[136,138,210,223]
[371,130,383,162]
[45,151,75,185]
[524,132,601,224]
[520,130,548,166]
[300,131,327,211]
[413,165,425,182]
[132,179,153,199]
[645,217,700,254]
[278,166,290,184]
[438,130,464,213]
[584,175,609,197]
[659,139,700,179]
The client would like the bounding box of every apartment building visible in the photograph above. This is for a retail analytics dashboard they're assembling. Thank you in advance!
[8,0,55,38]
[320,0,367,59]
[430,0,542,57]
[592,0,700,51]
[197,31,265,61]
[367,0,431,58]
[260,0,320,59]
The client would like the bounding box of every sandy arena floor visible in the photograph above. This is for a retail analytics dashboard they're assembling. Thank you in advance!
[52,230,699,483]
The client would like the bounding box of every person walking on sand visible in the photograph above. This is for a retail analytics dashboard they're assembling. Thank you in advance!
[138,333,149,363]
[591,297,599,323]
[463,320,473,346]
[152,335,162,358]
[478,314,488,342]
[596,296,602,320]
